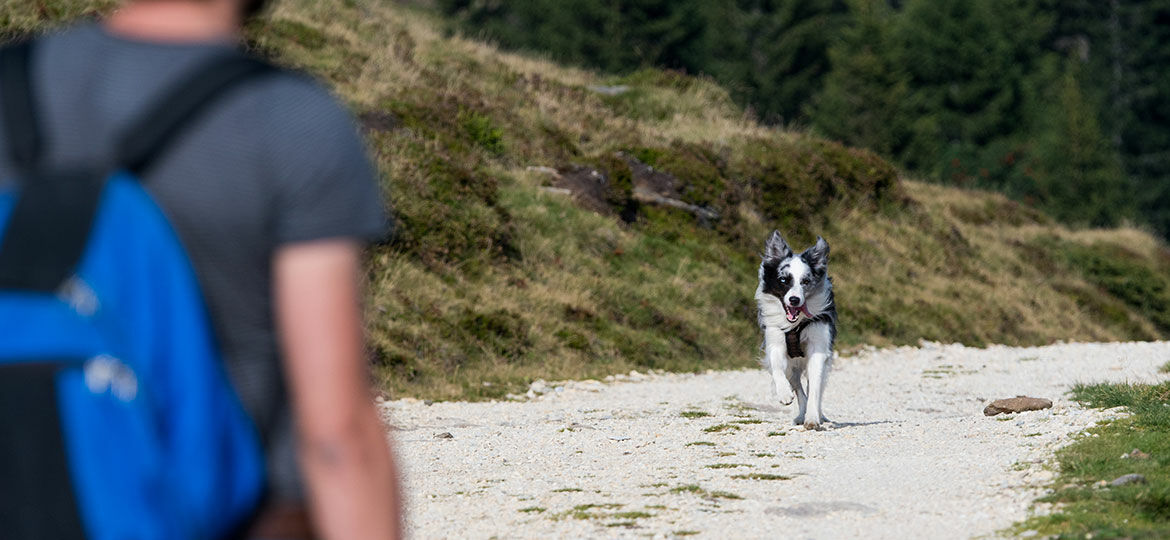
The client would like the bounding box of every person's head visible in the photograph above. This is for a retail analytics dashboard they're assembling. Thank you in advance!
[111,0,271,40]
[124,0,271,22]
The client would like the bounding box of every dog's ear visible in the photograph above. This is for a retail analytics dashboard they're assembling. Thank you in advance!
[804,236,830,271]
[764,230,793,259]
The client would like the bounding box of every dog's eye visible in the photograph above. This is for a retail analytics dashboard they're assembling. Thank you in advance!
[801,277,811,285]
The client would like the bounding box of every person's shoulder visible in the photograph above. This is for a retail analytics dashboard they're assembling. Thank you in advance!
[244,63,367,152]
[249,64,356,125]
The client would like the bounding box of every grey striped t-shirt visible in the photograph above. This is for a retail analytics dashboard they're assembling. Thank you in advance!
[0,23,388,500]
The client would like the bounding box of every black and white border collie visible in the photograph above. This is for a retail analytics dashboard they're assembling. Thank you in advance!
[755,230,838,430]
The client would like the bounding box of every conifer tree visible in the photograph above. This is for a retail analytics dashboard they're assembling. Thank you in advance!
[891,0,1045,178]
[808,0,909,157]
[1031,58,1132,227]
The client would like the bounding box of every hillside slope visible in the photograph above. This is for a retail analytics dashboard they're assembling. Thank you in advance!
[10,0,1170,400]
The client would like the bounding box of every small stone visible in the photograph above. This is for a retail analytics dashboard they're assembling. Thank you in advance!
[1109,474,1147,487]
[1126,448,1151,460]
[434,432,454,439]
[984,396,1053,416]
[1093,480,1108,489]
[587,84,630,96]
[423,400,434,406]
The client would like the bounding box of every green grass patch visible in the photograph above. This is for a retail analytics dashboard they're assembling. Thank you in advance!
[680,411,712,419]
[565,503,624,520]
[669,484,742,500]
[766,431,787,437]
[675,531,701,537]
[612,511,653,519]
[1014,381,1170,538]
[753,453,775,458]
[552,487,583,493]
[732,419,764,424]
[705,463,750,469]
[1040,238,1170,334]
[458,109,506,156]
[703,423,741,433]
[519,506,545,513]
[685,441,715,447]
[732,473,792,481]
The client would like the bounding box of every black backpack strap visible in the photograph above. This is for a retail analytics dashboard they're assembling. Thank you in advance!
[117,55,277,175]
[0,168,106,292]
[0,52,277,292]
[0,40,41,170]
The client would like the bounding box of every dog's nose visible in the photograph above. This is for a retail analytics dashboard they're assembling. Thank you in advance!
[788,296,801,306]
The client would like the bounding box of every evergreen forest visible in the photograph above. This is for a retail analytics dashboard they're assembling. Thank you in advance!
[436,0,1170,238]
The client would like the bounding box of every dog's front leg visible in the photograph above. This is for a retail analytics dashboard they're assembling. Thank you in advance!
[763,326,793,405]
[803,351,831,430]
[787,364,807,425]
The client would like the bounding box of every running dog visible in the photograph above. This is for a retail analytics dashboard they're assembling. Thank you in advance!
[755,230,837,430]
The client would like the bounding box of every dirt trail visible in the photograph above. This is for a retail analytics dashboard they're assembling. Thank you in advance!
[381,341,1169,539]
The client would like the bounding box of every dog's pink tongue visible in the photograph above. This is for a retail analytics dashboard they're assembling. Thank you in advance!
[799,305,813,318]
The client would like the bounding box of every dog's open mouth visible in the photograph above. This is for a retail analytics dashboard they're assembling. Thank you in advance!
[784,303,813,323]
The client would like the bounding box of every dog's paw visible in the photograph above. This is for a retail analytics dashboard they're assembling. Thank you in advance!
[802,420,825,431]
[772,383,794,405]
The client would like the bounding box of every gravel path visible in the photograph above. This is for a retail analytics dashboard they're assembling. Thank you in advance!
[381,341,1170,539]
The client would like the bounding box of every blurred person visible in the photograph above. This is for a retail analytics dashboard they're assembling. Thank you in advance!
[0,0,402,539]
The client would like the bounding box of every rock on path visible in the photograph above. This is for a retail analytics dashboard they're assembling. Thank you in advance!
[380,341,1169,539]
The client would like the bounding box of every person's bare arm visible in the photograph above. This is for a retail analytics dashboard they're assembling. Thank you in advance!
[274,239,402,540]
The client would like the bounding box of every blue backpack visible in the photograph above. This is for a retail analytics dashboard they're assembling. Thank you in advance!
[0,42,273,539]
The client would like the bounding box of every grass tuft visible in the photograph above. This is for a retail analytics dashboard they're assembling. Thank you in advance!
[669,484,742,500]
[703,423,741,433]
[731,473,791,481]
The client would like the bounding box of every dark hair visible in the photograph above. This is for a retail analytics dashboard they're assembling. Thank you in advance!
[241,0,270,19]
